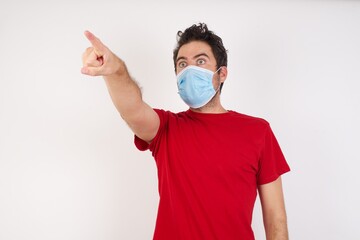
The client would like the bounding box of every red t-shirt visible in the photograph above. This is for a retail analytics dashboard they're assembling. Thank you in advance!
[135,109,290,240]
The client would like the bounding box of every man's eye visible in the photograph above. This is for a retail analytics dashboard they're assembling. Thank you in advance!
[197,59,206,65]
[179,62,187,68]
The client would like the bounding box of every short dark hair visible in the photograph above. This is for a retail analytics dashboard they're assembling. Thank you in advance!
[173,23,228,71]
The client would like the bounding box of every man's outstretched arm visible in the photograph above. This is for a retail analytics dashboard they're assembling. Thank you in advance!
[258,177,289,240]
[81,31,159,142]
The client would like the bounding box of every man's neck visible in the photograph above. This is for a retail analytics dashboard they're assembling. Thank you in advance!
[190,107,228,114]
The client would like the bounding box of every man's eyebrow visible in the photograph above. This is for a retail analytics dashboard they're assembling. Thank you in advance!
[176,56,187,64]
[193,53,210,59]
[176,53,210,64]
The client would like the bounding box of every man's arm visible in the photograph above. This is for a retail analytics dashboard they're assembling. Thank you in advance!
[81,31,159,142]
[258,177,289,240]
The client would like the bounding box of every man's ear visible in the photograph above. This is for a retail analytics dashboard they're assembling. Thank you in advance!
[219,66,228,83]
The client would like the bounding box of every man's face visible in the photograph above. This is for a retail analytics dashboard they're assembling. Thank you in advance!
[175,41,223,92]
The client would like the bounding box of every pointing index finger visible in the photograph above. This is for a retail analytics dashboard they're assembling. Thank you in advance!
[84,30,106,53]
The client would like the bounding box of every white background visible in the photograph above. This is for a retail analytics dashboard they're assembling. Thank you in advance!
[0,0,359,239]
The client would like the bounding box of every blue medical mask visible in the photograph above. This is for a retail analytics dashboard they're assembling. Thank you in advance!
[176,65,221,108]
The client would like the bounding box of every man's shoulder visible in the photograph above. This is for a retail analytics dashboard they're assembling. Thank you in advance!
[153,108,186,117]
[227,110,269,126]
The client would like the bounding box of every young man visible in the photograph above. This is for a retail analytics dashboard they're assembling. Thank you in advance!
[81,23,290,240]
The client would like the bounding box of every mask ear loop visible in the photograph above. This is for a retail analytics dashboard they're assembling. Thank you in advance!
[214,66,222,74]
[214,67,223,92]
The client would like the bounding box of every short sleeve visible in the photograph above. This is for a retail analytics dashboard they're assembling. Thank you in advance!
[134,109,168,153]
[257,124,290,185]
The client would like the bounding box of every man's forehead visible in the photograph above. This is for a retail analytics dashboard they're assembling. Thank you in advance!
[177,41,213,59]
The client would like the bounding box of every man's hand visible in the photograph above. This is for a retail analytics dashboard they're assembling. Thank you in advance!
[81,31,124,77]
